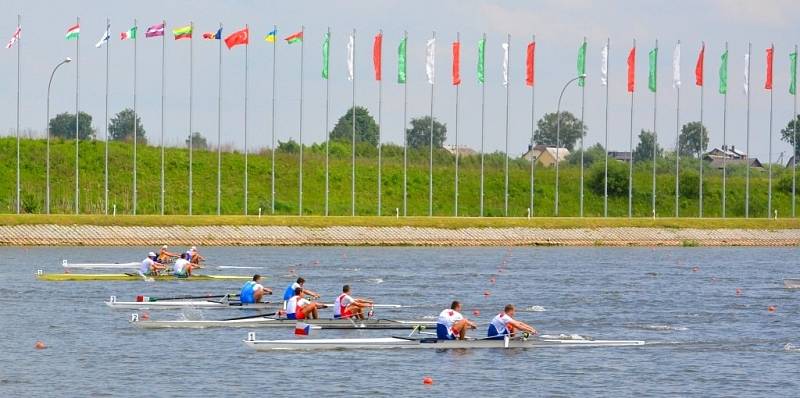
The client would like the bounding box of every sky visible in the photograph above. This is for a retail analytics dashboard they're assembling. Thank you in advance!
[1,0,799,163]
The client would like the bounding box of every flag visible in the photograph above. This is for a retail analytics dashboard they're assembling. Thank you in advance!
[452,40,461,85]
[6,26,21,49]
[526,41,535,87]
[294,322,313,336]
[719,49,728,94]
[285,31,302,44]
[322,32,330,79]
[600,42,608,86]
[120,26,136,40]
[627,46,635,93]
[173,25,192,40]
[426,38,435,84]
[95,24,110,48]
[577,41,586,87]
[347,34,354,81]
[65,24,80,40]
[744,52,750,94]
[502,42,509,86]
[791,51,797,95]
[373,32,382,81]
[145,22,165,38]
[397,37,407,84]
[477,38,485,83]
[672,42,681,88]
[224,27,248,49]
[203,28,222,40]
[264,29,276,43]
[648,47,657,93]
[765,45,774,90]
[695,43,704,86]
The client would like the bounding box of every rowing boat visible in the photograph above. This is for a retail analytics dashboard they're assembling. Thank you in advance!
[130,314,436,329]
[62,260,141,270]
[106,296,280,310]
[36,270,250,282]
[784,278,800,289]
[242,333,646,351]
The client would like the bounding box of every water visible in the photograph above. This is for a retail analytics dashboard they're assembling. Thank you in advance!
[1,246,798,397]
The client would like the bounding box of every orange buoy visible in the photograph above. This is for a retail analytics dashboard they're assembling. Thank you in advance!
[472,309,480,316]
[483,290,491,297]
[735,288,742,296]
[422,376,433,385]
[140,312,150,320]
[768,305,777,313]
[34,341,46,350]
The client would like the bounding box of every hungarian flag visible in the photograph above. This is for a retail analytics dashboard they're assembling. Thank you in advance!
[526,41,535,87]
[627,46,636,93]
[373,32,382,81]
[145,22,165,38]
[203,28,221,40]
[452,40,461,85]
[120,26,137,40]
[765,45,774,90]
[173,25,192,40]
[224,27,248,49]
[695,43,704,86]
[65,23,80,40]
[285,31,303,44]
[6,26,20,49]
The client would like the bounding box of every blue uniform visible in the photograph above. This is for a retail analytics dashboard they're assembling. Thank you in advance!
[240,281,257,304]
[283,282,300,301]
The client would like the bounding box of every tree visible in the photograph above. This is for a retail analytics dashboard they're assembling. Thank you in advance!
[566,142,606,166]
[48,112,95,140]
[330,106,379,146]
[186,132,208,150]
[779,115,800,158]
[678,121,709,156]
[588,159,628,197]
[533,111,586,151]
[109,108,146,144]
[633,130,663,162]
[406,116,447,149]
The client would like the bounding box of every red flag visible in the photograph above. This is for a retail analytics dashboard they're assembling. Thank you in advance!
[224,27,248,49]
[373,32,382,81]
[627,46,636,93]
[452,41,461,85]
[695,43,704,86]
[526,42,535,86]
[765,45,774,90]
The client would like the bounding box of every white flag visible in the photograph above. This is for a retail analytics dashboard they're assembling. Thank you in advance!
[601,43,608,86]
[95,25,110,48]
[426,38,435,84]
[743,52,750,94]
[502,42,509,86]
[672,42,681,88]
[347,34,354,81]
[5,26,20,49]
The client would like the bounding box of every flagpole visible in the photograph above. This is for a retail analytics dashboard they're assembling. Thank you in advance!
[503,34,511,216]
[793,43,798,218]
[160,20,166,215]
[188,21,195,215]
[244,24,250,216]
[745,43,752,218]
[698,42,705,218]
[603,38,610,217]
[529,35,536,217]
[454,32,461,217]
[402,30,408,217]
[132,19,138,215]
[628,39,635,218]
[74,16,80,215]
[15,14,20,214]
[652,39,658,218]
[104,19,110,215]
[324,27,331,216]
[298,25,305,216]
[429,31,436,217]
[270,24,277,214]
[768,44,774,217]
[721,42,728,218]
[377,30,383,216]
[675,41,681,217]
[579,37,586,217]
[479,32,486,217]
[215,22,223,215]
[351,28,356,216]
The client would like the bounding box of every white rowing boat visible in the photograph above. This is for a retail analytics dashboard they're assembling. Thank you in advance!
[62,260,141,270]
[130,314,436,329]
[784,278,800,289]
[242,332,646,351]
[105,296,279,310]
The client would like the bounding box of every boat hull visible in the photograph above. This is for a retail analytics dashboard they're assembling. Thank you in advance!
[37,273,250,282]
[784,278,800,289]
[132,317,436,329]
[107,300,280,310]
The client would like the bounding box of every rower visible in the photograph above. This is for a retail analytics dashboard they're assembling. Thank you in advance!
[172,253,199,277]
[240,274,272,304]
[285,287,326,320]
[139,252,166,276]
[282,277,320,304]
[186,246,206,265]
[333,285,374,320]
[487,304,537,340]
[436,300,477,340]
[158,245,180,263]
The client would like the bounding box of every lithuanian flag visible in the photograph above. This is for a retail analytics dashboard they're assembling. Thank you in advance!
[173,25,192,40]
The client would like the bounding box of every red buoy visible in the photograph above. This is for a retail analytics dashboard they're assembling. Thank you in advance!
[472,309,480,316]
[483,290,491,297]
[34,341,46,350]
[140,312,150,320]
[735,288,742,296]
[422,376,433,385]
[768,305,777,313]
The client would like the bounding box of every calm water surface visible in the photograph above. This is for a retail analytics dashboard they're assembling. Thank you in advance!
[0,246,798,397]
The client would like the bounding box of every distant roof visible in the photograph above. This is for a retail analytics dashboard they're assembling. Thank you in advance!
[709,158,762,169]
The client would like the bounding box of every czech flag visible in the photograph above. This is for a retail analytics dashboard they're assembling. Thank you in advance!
[294,322,319,336]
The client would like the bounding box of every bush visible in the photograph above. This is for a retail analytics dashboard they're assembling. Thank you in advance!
[679,171,700,199]
[588,160,629,197]
[777,174,797,193]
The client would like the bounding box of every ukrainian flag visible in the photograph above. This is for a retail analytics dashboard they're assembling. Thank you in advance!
[265,29,277,43]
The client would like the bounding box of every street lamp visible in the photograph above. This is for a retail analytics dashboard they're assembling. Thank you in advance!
[45,57,72,214]
[554,74,586,216]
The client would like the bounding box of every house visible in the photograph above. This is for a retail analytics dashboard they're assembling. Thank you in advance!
[788,155,797,168]
[522,144,570,167]
[608,151,631,162]
[704,145,747,161]
[444,145,477,157]
[708,158,763,169]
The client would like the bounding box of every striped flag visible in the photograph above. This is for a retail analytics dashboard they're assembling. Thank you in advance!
[203,28,221,40]
[65,23,80,40]
[145,22,165,38]
[120,26,136,40]
[5,26,20,49]
[294,322,319,336]
[95,24,110,48]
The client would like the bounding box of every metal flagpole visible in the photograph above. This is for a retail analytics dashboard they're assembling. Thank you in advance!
[722,42,728,218]
[160,20,166,215]
[351,29,356,216]
[402,31,408,216]
[377,30,383,216]
[244,24,250,215]
[652,39,658,218]
[745,43,752,218]
[675,41,681,217]
[215,23,223,215]
[479,33,486,217]
[298,26,305,215]
[628,39,635,218]
[794,44,798,218]
[429,31,436,217]
[603,38,610,217]
[579,37,586,217]
[454,32,461,217]
[529,35,536,216]
[503,34,511,216]
[270,24,277,214]
[768,44,774,217]
[104,19,110,214]
[324,28,331,216]
[75,16,80,215]
[188,21,195,215]
[133,19,138,215]
[15,14,20,214]
[698,42,704,218]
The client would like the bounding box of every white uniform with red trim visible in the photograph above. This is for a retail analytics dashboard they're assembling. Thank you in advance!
[488,312,514,337]
[333,293,355,318]
[436,309,464,339]
[286,295,309,320]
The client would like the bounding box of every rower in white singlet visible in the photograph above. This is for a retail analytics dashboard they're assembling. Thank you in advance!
[333,285,373,320]
[487,304,537,340]
[436,300,477,340]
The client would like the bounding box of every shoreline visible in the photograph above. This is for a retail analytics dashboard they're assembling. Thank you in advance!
[0,224,798,246]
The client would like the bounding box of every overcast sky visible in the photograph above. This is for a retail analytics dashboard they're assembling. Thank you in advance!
[2,0,799,162]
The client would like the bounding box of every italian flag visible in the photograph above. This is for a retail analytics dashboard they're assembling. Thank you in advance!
[65,24,79,40]
[120,26,137,40]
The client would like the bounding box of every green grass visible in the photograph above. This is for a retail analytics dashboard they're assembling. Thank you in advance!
[0,136,797,222]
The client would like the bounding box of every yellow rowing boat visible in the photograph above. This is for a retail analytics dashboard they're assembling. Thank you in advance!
[36,272,251,282]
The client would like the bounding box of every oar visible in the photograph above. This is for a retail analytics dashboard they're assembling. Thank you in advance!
[143,293,240,302]
[222,312,279,321]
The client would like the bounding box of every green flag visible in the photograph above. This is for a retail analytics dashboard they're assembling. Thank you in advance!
[648,47,658,92]
[477,38,485,83]
[790,51,797,95]
[322,32,330,79]
[397,37,407,84]
[719,50,728,94]
[577,41,586,87]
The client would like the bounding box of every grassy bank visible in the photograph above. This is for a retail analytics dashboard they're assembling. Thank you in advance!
[0,136,797,219]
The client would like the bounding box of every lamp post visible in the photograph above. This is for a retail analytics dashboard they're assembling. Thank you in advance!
[45,57,72,214]
[554,74,586,216]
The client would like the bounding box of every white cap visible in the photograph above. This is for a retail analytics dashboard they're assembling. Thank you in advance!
[190,246,197,251]
[161,245,168,249]
[148,252,157,257]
